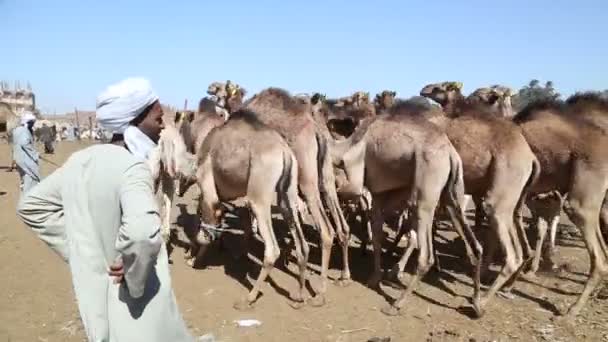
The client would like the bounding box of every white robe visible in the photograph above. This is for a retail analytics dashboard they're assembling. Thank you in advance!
[12,125,41,195]
[17,144,194,342]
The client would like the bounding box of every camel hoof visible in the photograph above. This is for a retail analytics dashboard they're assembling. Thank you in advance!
[553,313,575,326]
[233,298,255,311]
[307,295,326,307]
[497,290,515,300]
[335,278,353,287]
[380,305,401,316]
[472,297,484,318]
[521,272,539,282]
[288,300,307,310]
[367,274,382,289]
[387,266,404,282]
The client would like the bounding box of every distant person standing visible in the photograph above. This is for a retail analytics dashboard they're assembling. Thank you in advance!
[39,123,55,154]
[12,111,40,195]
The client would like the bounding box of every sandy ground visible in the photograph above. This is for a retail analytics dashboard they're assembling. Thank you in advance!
[0,140,606,342]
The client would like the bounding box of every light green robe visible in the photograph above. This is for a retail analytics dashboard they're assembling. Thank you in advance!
[17,144,194,342]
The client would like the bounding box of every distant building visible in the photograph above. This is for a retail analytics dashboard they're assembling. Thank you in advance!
[0,81,37,115]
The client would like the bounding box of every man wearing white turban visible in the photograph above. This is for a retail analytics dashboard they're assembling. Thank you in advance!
[17,77,194,342]
[12,111,40,196]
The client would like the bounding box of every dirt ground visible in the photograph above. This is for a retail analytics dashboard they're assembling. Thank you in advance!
[0,140,606,342]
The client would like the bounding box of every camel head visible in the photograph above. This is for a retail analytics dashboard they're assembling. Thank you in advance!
[468,87,499,105]
[351,91,370,108]
[374,90,397,111]
[419,81,463,107]
[468,85,515,118]
[489,85,515,118]
[207,80,246,114]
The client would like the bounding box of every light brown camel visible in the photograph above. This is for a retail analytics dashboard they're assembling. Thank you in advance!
[511,100,608,319]
[373,90,397,112]
[1,102,19,170]
[189,109,310,309]
[327,101,483,316]
[420,81,540,315]
[147,124,198,244]
[243,88,351,306]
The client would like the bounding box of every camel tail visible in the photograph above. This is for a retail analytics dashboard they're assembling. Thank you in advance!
[516,156,541,217]
[444,147,466,217]
[514,155,541,260]
[315,130,331,195]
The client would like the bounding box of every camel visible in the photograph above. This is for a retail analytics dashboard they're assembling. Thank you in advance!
[243,88,351,306]
[564,92,608,242]
[510,100,608,319]
[419,81,540,316]
[374,90,397,112]
[466,86,565,275]
[147,124,198,244]
[1,102,19,170]
[473,88,608,275]
[189,109,309,309]
[326,100,483,316]
[205,80,247,118]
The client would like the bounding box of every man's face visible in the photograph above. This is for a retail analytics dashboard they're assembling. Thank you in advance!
[137,100,165,143]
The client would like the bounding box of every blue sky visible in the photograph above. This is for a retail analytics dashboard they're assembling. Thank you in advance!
[1,0,606,114]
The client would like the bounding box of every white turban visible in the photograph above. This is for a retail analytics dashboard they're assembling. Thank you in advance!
[21,111,36,125]
[95,77,159,134]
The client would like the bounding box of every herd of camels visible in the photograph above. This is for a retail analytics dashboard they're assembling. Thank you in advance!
[13,79,607,322]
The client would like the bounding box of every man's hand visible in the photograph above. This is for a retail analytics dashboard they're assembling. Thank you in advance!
[108,259,125,284]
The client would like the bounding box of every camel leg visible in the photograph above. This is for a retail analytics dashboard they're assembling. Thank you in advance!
[234,202,281,310]
[188,164,218,268]
[359,195,372,256]
[367,200,386,289]
[278,176,310,307]
[382,201,437,316]
[160,171,175,244]
[599,193,608,243]
[323,185,352,286]
[231,206,253,260]
[501,215,526,294]
[389,210,409,255]
[444,192,483,312]
[549,215,559,252]
[389,229,417,281]
[477,172,526,316]
[528,216,549,275]
[473,195,485,230]
[301,185,335,306]
[561,165,608,319]
[526,194,562,276]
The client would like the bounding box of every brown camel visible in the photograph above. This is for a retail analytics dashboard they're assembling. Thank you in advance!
[205,80,247,117]
[511,100,608,319]
[420,81,540,315]
[243,88,351,306]
[189,109,310,309]
[327,101,483,316]
[564,92,608,241]
[467,86,564,275]
[475,88,608,275]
